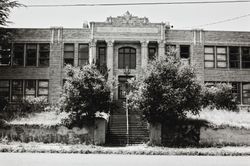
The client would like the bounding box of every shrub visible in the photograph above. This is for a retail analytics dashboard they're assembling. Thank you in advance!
[2,96,48,120]
[0,97,8,112]
[60,64,112,128]
[202,83,238,111]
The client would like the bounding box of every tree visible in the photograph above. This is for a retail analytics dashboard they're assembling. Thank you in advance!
[0,0,22,42]
[127,54,238,124]
[60,65,112,128]
[128,56,203,124]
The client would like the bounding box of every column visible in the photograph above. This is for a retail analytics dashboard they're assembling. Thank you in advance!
[158,40,166,59]
[141,40,148,70]
[89,39,97,65]
[106,40,114,100]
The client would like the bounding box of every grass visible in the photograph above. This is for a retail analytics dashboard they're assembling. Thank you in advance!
[187,108,250,129]
[0,142,250,156]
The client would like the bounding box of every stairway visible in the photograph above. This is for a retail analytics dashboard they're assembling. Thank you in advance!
[106,108,149,145]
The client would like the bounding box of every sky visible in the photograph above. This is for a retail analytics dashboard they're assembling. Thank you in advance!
[7,0,250,31]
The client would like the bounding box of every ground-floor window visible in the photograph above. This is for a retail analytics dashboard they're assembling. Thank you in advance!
[1,79,49,102]
[243,83,250,105]
[0,80,10,101]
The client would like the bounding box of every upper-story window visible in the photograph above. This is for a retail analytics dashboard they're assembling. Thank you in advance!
[39,44,50,67]
[98,47,106,66]
[26,44,37,66]
[204,46,215,68]
[229,47,240,68]
[78,44,89,66]
[0,44,11,66]
[242,47,250,68]
[64,44,74,66]
[148,47,157,61]
[13,44,24,66]
[118,47,136,69]
[180,45,190,59]
[216,47,227,68]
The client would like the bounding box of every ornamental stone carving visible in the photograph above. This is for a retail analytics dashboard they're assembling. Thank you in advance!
[106,11,149,26]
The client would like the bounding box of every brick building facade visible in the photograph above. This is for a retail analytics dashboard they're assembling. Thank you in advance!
[1,12,250,106]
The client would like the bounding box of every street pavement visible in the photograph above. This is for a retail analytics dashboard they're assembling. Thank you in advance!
[0,153,249,166]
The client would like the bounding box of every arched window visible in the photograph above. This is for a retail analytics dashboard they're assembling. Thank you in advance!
[118,47,136,69]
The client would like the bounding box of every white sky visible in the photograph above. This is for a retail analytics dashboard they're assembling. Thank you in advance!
[7,0,250,31]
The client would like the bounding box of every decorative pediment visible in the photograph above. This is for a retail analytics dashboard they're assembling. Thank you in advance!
[106,11,149,26]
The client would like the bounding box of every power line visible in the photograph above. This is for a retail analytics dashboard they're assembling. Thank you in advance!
[25,0,250,7]
[184,13,250,28]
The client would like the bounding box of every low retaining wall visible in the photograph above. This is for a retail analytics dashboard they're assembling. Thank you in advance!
[200,126,250,146]
[0,118,107,145]
[150,121,250,146]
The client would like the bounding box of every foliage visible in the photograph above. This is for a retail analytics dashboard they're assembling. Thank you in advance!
[0,96,8,112]
[202,83,238,111]
[0,0,22,27]
[60,64,112,128]
[127,56,203,124]
[2,96,48,120]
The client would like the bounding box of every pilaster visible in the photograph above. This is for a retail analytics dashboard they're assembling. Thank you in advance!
[140,40,149,70]
[89,39,97,64]
[158,40,166,58]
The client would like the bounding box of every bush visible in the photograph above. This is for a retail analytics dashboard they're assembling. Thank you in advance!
[0,97,8,112]
[2,96,48,120]
[60,64,112,128]
[128,56,203,124]
[202,83,238,111]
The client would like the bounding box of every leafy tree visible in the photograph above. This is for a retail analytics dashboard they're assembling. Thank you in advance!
[61,65,112,128]
[128,54,238,124]
[128,56,203,124]
[0,0,22,42]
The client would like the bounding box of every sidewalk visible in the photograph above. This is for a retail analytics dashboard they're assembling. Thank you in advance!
[0,142,250,156]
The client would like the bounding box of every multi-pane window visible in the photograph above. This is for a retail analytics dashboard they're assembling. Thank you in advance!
[148,47,157,61]
[39,44,50,67]
[204,46,215,68]
[231,82,241,103]
[12,80,23,102]
[243,83,250,105]
[229,47,240,68]
[180,45,190,59]
[25,80,36,98]
[26,44,37,66]
[216,47,227,68]
[78,44,89,66]
[64,44,74,66]
[13,44,24,66]
[0,80,10,101]
[118,47,136,69]
[38,80,49,98]
[242,47,250,68]
[0,44,11,66]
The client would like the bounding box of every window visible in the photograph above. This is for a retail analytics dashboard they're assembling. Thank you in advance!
[180,45,190,59]
[25,80,36,98]
[78,44,89,66]
[13,44,24,66]
[118,47,136,69]
[216,47,227,68]
[98,47,106,66]
[243,83,250,105]
[0,80,10,101]
[242,47,250,68]
[229,47,240,68]
[148,47,157,61]
[204,46,215,68]
[12,80,23,102]
[231,82,241,103]
[0,44,11,66]
[26,44,37,66]
[38,80,49,99]
[39,44,50,67]
[64,44,74,66]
